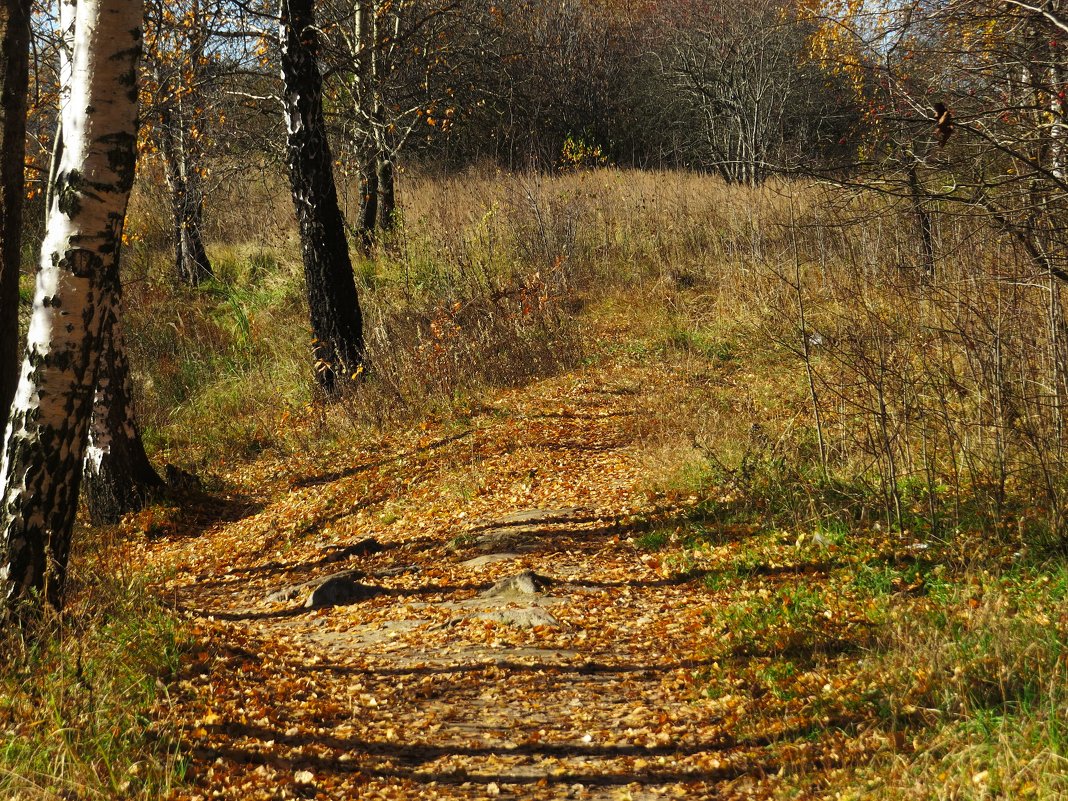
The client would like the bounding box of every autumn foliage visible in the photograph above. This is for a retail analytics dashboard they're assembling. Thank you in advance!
[1,0,1068,798]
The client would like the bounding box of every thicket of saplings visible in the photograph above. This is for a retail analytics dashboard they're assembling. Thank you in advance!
[5,165,1067,797]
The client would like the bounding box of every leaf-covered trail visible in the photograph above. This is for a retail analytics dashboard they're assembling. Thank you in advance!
[140,360,781,800]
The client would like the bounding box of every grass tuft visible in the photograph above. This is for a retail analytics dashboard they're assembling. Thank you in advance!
[0,533,186,799]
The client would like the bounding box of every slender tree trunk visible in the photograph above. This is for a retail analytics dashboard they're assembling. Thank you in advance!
[377,156,395,232]
[0,0,141,620]
[280,0,365,393]
[82,301,164,525]
[160,101,212,285]
[50,0,161,524]
[351,0,376,253]
[0,0,30,425]
[43,0,75,218]
[908,163,935,279]
[172,175,213,286]
[356,153,378,253]
[1051,59,1067,180]
[182,0,211,282]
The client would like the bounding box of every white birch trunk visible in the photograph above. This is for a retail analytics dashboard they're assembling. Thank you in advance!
[0,0,141,618]
[1050,62,1067,181]
[43,0,75,214]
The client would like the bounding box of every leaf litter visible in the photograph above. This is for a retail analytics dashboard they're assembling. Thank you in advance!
[129,356,932,799]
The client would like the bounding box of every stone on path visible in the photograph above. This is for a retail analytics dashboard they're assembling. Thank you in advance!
[484,507,588,526]
[265,569,377,608]
[451,507,597,554]
[316,536,384,564]
[481,569,553,598]
[474,570,561,627]
[305,573,379,608]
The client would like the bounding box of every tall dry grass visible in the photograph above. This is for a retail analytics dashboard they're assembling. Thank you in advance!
[118,165,1068,545]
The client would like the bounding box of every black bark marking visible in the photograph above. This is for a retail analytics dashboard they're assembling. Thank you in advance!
[56,168,83,217]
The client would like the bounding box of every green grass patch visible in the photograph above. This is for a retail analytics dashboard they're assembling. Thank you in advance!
[0,559,187,799]
[662,324,735,362]
[634,529,671,551]
[18,272,33,306]
[827,562,1068,799]
[715,583,848,656]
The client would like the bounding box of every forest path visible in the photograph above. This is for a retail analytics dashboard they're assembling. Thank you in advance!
[141,357,780,800]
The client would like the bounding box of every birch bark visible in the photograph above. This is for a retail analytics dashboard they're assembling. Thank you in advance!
[0,0,141,618]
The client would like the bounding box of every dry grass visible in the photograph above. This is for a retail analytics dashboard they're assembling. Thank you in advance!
[113,165,1067,797]
[849,566,1068,800]
[120,166,1068,535]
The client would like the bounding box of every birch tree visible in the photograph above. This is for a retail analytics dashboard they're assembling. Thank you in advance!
[280,0,365,393]
[316,0,470,248]
[144,0,217,285]
[38,0,160,526]
[662,0,848,184]
[0,0,31,423]
[0,0,142,619]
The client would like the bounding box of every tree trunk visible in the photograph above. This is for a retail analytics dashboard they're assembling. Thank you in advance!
[160,102,213,285]
[351,0,376,254]
[908,163,935,280]
[43,0,74,218]
[0,0,30,425]
[53,0,161,524]
[280,0,365,394]
[377,156,395,232]
[82,302,164,525]
[162,0,213,288]
[0,0,141,620]
[356,154,378,253]
[174,195,212,285]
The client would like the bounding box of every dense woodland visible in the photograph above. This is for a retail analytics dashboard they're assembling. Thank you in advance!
[0,0,1066,798]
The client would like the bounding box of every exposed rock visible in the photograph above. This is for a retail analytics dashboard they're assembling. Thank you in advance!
[265,584,303,604]
[450,524,554,555]
[265,569,365,605]
[477,607,561,628]
[482,507,588,527]
[450,507,604,555]
[472,528,540,552]
[481,570,553,599]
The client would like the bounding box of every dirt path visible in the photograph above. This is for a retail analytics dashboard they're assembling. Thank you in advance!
[143,361,781,800]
